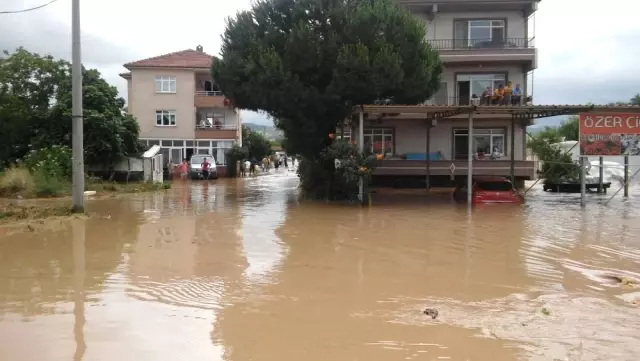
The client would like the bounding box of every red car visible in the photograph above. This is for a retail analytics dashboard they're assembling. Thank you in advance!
[453,176,522,204]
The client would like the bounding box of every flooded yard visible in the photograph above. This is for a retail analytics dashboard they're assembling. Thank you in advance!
[1,171,639,361]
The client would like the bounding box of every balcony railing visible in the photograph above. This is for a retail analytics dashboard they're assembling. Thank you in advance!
[195,123,238,130]
[428,37,534,51]
[424,95,533,106]
[195,90,223,96]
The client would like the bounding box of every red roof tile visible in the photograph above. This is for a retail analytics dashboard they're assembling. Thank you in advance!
[124,49,213,69]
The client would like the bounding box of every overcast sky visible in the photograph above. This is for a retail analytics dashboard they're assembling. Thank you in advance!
[2,0,639,127]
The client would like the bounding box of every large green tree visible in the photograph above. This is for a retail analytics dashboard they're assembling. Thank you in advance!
[0,48,142,168]
[212,0,443,159]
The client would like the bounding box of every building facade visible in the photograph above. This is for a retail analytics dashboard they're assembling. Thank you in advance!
[341,0,541,185]
[120,45,242,177]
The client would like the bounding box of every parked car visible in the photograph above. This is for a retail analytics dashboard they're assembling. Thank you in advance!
[453,176,522,204]
[189,154,217,180]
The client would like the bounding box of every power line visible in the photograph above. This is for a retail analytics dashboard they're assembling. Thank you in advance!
[0,0,61,14]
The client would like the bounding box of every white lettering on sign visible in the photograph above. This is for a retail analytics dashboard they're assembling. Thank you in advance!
[583,115,640,129]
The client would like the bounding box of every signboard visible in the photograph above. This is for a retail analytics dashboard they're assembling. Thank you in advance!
[579,113,640,156]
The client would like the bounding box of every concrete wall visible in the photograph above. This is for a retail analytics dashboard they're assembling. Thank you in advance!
[129,68,196,140]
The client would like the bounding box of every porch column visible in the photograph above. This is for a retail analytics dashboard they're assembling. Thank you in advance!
[358,108,364,202]
[467,111,475,204]
[510,116,516,185]
[425,118,431,190]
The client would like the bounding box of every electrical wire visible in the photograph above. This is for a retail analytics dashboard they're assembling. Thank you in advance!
[0,0,61,14]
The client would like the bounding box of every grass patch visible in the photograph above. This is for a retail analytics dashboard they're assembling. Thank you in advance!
[0,167,35,197]
[86,180,171,193]
[1,166,170,199]
[0,203,74,222]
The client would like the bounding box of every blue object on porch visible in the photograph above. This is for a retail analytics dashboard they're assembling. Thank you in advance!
[406,152,442,161]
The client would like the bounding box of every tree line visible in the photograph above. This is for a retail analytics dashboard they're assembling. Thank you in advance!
[0,48,141,168]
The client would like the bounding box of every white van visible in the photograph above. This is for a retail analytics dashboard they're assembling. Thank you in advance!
[189,154,217,179]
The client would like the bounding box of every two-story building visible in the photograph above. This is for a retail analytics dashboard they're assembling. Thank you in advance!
[120,45,242,177]
[339,0,541,187]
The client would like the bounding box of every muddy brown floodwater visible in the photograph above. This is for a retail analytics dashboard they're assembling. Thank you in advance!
[1,171,640,361]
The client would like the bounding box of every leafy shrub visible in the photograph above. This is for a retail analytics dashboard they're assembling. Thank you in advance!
[226,145,250,177]
[298,140,378,200]
[32,169,68,197]
[0,166,35,196]
[20,145,72,180]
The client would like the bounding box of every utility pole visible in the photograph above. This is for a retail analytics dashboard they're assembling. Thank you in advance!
[71,0,85,212]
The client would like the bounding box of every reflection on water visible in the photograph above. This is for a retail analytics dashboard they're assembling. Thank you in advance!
[1,171,640,361]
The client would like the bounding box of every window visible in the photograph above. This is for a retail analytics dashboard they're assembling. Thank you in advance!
[337,129,352,142]
[155,76,176,93]
[156,110,176,126]
[454,19,505,48]
[456,74,506,100]
[364,128,393,156]
[334,129,393,156]
[454,129,505,159]
[214,141,233,166]
[197,110,227,128]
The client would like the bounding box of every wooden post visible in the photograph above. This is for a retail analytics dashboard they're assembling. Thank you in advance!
[467,111,474,205]
[624,155,629,197]
[510,116,516,186]
[598,156,604,193]
[425,119,431,190]
[358,109,364,203]
[580,156,586,207]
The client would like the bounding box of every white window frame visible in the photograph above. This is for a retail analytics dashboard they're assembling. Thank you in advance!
[467,20,505,46]
[156,110,177,127]
[363,128,394,156]
[155,76,176,93]
[454,128,506,159]
[456,73,507,99]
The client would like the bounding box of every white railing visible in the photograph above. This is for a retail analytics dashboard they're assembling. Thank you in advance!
[195,91,223,96]
[195,124,238,130]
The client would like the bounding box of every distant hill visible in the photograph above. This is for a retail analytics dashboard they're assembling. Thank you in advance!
[243,122,283,140]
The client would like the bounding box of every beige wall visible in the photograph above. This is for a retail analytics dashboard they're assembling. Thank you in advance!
[417,11,526,41]
[366,118,526,160]
[129,68,196,140]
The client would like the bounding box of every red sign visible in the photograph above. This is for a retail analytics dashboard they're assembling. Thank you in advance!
[579,113,640,156]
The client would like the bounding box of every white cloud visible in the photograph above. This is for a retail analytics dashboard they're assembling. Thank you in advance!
[2,0,639,125]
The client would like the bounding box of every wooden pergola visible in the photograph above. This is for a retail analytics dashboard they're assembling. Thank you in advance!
[351,104,640,203]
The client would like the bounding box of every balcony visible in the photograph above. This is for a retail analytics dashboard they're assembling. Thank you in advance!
[194,91,230,108]
[428,38,537,70]
[425,95,533,107]
[195,124,238,140]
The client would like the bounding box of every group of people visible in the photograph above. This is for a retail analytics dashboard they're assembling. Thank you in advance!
[237,154,296,177]
[479,81,523,105]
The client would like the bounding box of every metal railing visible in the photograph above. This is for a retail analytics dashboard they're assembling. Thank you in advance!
[195,90,223,96]
[427,37,534,51]
[424,95,533,106]
[195,123,238,130]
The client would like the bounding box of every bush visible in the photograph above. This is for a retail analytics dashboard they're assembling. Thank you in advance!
[0,166,35,196]
[225,145,250,177]
[298,140,378,200]
[32,169,69,197]
[20,146,72,180]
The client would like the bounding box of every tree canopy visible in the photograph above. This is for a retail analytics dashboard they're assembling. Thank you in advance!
[212,0,443,158]
[0,48,141,168]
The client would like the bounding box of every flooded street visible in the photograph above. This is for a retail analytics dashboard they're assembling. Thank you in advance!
[1,171,640,361]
